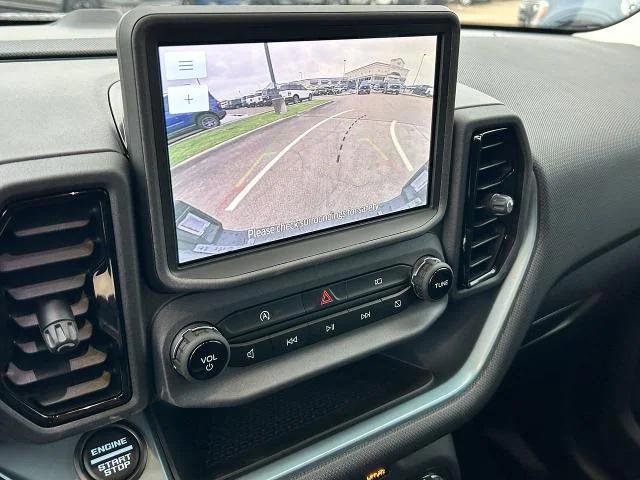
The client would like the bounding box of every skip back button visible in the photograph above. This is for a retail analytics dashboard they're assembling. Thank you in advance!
[271,326,311,355]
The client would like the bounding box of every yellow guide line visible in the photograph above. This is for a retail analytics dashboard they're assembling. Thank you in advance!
[235,151,274,188]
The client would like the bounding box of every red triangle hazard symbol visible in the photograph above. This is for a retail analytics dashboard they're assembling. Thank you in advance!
[320,289,334,305]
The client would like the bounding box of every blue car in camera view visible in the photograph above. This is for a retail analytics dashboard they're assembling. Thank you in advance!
[163,93,227,138]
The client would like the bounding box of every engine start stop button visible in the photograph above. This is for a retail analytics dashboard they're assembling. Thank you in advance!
[76,423,147,480]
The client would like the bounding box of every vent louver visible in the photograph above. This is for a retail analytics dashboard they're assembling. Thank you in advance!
[0,191,130,426]
[460,127,522,288]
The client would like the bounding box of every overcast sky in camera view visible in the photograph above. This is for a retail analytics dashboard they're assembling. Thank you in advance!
[159,36,438,101]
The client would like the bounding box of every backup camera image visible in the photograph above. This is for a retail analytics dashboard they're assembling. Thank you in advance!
[158,36,438,264]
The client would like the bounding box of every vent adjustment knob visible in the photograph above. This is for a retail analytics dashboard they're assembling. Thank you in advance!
[171,324,230,381]
[411,256,454,301]
[37,299,80,354]
[484,193,514,216]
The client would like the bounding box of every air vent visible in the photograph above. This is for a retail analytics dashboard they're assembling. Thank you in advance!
[0,191,130,426]
[460,127,523,288]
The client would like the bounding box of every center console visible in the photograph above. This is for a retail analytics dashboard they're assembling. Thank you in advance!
[170,257,451,380]
[116,7,461,413]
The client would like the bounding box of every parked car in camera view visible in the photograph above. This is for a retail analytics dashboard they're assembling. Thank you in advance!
[222,98,243,109]
[357,81,371,94]
[277,83,313,104]
[329,85,347,94]
[163,93,226,137]
[384,83,402,95]
[412,84,434,97]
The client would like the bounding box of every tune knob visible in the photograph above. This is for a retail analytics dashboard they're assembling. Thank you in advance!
[171,323,230,381]
[411,256,454,301]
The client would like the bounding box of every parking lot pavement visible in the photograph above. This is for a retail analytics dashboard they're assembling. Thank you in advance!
[171,93,433,231]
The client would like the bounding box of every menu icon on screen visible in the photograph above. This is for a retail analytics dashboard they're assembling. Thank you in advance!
[164,51,207,80]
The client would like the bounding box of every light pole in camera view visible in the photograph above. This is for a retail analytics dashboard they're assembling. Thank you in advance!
[413,53,427,86]
[264,42,287,114]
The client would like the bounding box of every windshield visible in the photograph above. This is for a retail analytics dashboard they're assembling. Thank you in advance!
[0,0,637,32]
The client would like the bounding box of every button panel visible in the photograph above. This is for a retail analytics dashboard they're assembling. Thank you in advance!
[217,266,414,367]
[227,286,412,367]
[219,265,412,339]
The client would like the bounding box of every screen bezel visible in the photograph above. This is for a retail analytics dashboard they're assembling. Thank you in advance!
[159,35,441,266]
[117,7,459,290]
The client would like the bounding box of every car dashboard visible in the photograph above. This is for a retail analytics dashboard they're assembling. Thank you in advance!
[0,7,638,480]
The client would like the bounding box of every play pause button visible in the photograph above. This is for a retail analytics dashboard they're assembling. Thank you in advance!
[308,310,352,341]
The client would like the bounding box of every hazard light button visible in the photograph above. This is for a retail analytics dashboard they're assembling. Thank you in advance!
[302,282,347,313]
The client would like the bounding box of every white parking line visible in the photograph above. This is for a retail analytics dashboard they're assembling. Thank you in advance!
[225,109,353,211]
[390,120,414,172]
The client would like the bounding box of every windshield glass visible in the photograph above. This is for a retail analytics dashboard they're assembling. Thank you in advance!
[0,0,637,32]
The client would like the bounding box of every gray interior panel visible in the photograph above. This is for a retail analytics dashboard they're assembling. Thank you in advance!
[459,33,640,279]
[0,58,121,163]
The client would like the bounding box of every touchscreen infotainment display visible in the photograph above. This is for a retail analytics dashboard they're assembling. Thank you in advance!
[158,36,438,264]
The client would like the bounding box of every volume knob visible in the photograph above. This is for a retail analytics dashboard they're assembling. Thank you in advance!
[171,323,230,381]
[411,256,454,301]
